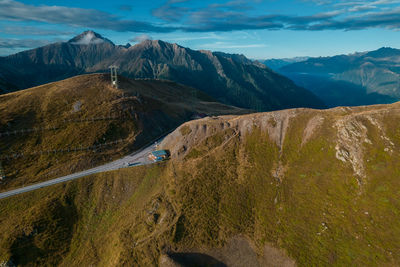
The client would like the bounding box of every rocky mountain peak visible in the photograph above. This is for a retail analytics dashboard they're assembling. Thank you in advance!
[136,39,167,48]
[123,43,131,48]
[365,47,400,58]
[68,30,114,45]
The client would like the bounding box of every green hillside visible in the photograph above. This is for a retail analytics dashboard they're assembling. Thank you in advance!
[1,102,400,266]
[0,73,247,192]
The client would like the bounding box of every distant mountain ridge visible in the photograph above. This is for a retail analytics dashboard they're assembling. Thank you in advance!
[277,47,400,107]
[262,57,310,71]
[0,30,325,111]
[0,31,126,91]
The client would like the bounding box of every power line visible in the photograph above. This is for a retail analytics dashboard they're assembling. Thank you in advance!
[0,139,127,160]
[0,115,130,138]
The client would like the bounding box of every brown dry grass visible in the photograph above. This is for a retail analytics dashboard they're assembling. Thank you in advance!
[0,74,248,192]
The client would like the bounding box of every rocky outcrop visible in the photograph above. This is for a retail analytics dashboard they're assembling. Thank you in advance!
[161,109,298,159]
[333,108,396,189]
[302,115,324,147]
[162,102,400,190]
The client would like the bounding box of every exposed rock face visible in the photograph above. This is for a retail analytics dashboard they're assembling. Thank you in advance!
[162,102,400,189]
[332,108,396,190]
[302,115,324,147]
[161,110,298,159]
[334,116,369,178]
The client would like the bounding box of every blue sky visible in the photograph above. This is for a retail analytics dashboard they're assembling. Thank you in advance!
[0,0,400,58]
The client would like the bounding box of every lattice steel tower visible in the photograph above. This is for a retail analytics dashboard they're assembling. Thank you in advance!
[0,161,5,180]
[109,65,118,88]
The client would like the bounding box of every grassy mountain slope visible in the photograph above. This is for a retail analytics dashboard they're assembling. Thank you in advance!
[0,73,247,192]
[1,102,400,266]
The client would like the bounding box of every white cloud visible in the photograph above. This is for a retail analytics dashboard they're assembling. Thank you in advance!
[70,31,105,45]
[1,0,400,34]
[0,25,74,36]
[198,41,267,49]
[0,38,52,48]
[0,0,176,32]
[131,34,153,43]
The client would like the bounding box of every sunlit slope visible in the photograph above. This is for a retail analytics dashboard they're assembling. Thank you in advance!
[1,101,400,266]
[0,73,247,192]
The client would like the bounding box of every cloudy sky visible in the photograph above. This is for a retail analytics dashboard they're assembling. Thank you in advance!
[0,0,400,58]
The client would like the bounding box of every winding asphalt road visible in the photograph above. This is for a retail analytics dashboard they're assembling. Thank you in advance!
[0,140,161,200]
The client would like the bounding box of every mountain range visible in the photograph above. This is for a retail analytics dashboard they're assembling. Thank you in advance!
[267,47,400,107]
[262,57,310,71]
[0,30,325,111]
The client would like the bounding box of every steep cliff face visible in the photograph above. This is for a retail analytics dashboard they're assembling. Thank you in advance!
[1,102,399,266]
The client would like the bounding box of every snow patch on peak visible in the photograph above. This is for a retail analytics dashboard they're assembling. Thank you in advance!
[70,31,106,45]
